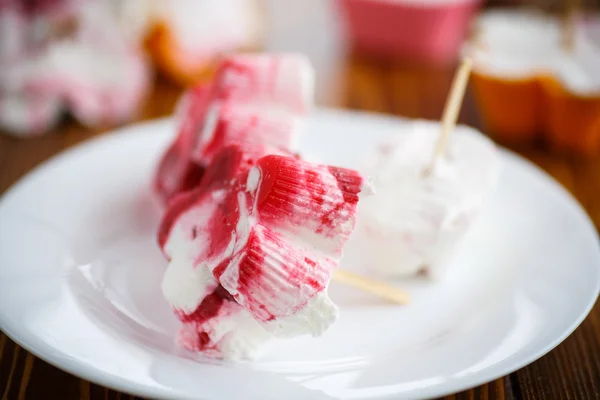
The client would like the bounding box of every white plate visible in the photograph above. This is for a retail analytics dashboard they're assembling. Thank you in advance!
[0,110,599,400]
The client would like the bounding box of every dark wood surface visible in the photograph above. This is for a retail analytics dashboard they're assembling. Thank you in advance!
[1,55,600,400]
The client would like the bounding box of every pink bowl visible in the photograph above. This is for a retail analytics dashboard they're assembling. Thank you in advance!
[336,0,481,64]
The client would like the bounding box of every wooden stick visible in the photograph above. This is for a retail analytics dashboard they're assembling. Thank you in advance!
[424,58,473,176]
[333,269,411,305]
[563,0,581,52]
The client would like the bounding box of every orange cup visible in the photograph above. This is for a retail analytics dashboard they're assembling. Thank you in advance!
[470,71,543,145]
[542,78,600,158]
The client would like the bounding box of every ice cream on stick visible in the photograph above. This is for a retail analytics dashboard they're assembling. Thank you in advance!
[347,59,499,279]
[159,144,372,358]
[156,53,415,360]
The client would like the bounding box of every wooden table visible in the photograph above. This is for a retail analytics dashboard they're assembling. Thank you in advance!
[1,55,599,399]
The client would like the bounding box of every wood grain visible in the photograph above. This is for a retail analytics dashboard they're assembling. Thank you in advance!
[0,58,599,400]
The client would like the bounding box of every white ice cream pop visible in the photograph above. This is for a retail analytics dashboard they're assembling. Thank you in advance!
[348,122,499,278]
[348,59,500,279]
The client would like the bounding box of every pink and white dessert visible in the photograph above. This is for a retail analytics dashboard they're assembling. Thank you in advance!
[0,0,151,136]
[153,53,314,204]
[346,121,499,279]
[158,144,371,359]
[153,86,212,206]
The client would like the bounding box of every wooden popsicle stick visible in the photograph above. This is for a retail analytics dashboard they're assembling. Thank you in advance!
[333,269,411,305]
[424,58,473,176]
[563,0,581,52]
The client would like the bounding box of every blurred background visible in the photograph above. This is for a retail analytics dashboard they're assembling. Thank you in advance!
[0,0,600,170]
[1,2,600,398]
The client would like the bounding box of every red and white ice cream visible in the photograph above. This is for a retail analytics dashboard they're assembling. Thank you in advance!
[158,145,371,359]
[154,53,314,204]
[154,53,369,359]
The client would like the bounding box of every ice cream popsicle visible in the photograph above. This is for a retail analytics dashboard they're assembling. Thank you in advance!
[347,121,499,279]
[158,144,371,359]
[347,58,498,279]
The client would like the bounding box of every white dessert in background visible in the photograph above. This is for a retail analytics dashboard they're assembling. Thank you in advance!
[346,121,499,279]
[151,0,263,66]
[464,9,600,95]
